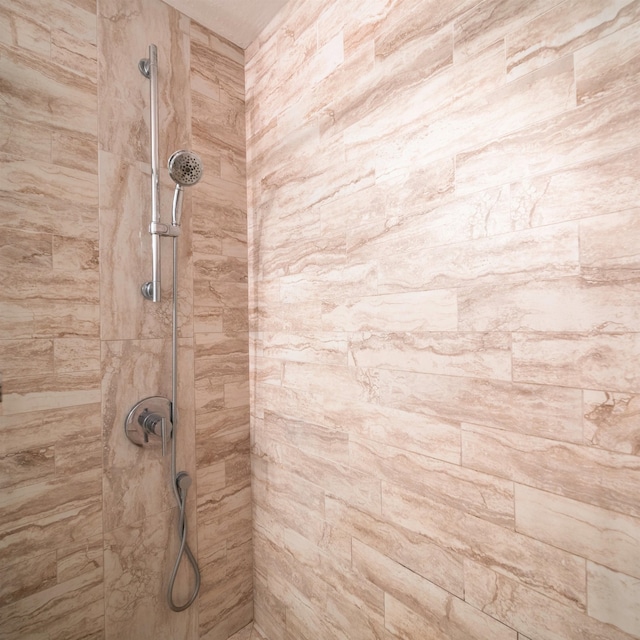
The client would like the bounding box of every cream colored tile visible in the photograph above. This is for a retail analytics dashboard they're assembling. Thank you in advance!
[462,423,640,518]
[456,84,640,193]
[56,534,103,583]
[0,551,56,606]
[584,390,640,456]
[0,6,51,56]
[51,27,97,78]
[515,484,640,579]
[458,277,640,333]
[322,290,458,332]
[587,562,640,636]
[0,446,55,491]
[53,338,100,373]
[261,332,347,366]
[0,339,54,378]
[382,482,586,610]
[348,331,512,381]
[506,0,640,80]
[580,209,640,283]
[378,368,583,442]
[353,540,516,640]
[465,559,634,640]
[195,406,250,467]
[350,437,514,528]
[513,333,640,393]
[195,331,249,382]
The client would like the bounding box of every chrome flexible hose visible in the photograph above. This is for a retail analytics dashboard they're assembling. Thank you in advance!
[167,235,200,612]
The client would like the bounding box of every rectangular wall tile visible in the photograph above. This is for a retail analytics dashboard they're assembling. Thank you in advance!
[583,390,640,456]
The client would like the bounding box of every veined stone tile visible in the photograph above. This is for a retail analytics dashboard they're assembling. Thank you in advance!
[587,562,640,637]
[51,27,97,79]
[456,83,640,193]
[53,338,100,373]
[465,559,637,640]
[347,184,511,255]
[458,277,640,333]
[584,390,640,456]
[0,156,98,239]
[0,468,101,534]
[454,0,558,62]
[377,221,580,294]
[0,446,55,491]
[0,339,54,378]
[195,331,249,381]
[385,591,516,640]
[0,5,51,56]
[0,228,52,270]
[0,550,57,607]
[0,115,52,163]
[377,368,583,443]
[350,437,514,528]
[462,423,640,518]
[52,236,98,273]
[321,290,458,332]
[98,0,189,163]
[576,21,640,105]
[264,410,349,465]
[2,371,100,415]
[325,495,465,598]
[261,331,348,366]
[225,378,250,409]
[193,90,245,154]
[515,484,640,579]
[55,433,102,477]
[56,534,104,583]
[0,301,100,341]
[383,481,586,610]
[104,507,198,640]
[194,255,248,283]
[580,209,640,283]
[195,406,250,467]
[510,148,640,230]
[512,333,640,393]
[0,567,103,640]
[0,403,101,457]
[348,331,512,381]
[0,43,97,135]
[506,0,640,80]
[322,394,462,464]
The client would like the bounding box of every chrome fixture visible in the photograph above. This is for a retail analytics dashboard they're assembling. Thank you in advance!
[130,43,202,612]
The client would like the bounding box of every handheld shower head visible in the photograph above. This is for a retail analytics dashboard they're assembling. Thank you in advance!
[168,150,203,186]
[167,150,203,226]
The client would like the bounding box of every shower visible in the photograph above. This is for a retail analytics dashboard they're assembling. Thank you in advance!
[124,44,202,613]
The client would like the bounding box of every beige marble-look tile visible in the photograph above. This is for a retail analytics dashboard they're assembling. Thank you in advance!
[0,5,51,56]
[323,393,462,465]
[348,331,512,381]
[377,368,583,443]
[377,221,580,293]
[453,0,558,62]
[51,27,97,78]
[512,333,640,393]
[350,436,514,528]
[584,390,640,456]
[506,0,640,80]
[195,331,249,383]
[462,423,640,518]
[509,147,640,230]
[325,495,464,598]
[587,562,640,636]
[104,506,198,640]
[261,331,347,366]
[2,371,101,415]
[53,338,100,373]
[576,20,640,105]
[465,559,636,640]
[0,156,98,240]
[0,43,97,135]
[458,276,640,333]
[195,406,250,467]
[97,0,189,163]
[0,566,104,640]
[382,482,586,610]
[456,83,640,193]
[0,446,55,491]
[321,290,458,332]
[0,339,54,378]
[0,550,57,607]
[56,534,104,583]
[580,209,640,283]
[385,591,516,640]
[515,483,640,579]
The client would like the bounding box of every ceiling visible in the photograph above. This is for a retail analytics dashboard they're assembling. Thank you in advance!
[164,0,290,49]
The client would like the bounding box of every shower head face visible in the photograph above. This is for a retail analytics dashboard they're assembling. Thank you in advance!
[168,150,203,187]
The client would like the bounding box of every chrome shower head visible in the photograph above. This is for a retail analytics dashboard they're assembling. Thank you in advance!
[168,150,203,187]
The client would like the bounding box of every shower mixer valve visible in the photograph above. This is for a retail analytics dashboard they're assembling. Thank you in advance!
[124,396,173,455]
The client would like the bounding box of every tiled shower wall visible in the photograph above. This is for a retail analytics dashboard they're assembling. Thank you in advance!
[0,0,249,638]
[246,1,640,639]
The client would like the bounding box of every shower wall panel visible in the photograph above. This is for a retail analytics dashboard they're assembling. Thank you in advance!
[0,0,249,638]
[246,1,640,639]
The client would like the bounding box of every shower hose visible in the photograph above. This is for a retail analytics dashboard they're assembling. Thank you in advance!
[167,235,201,612]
